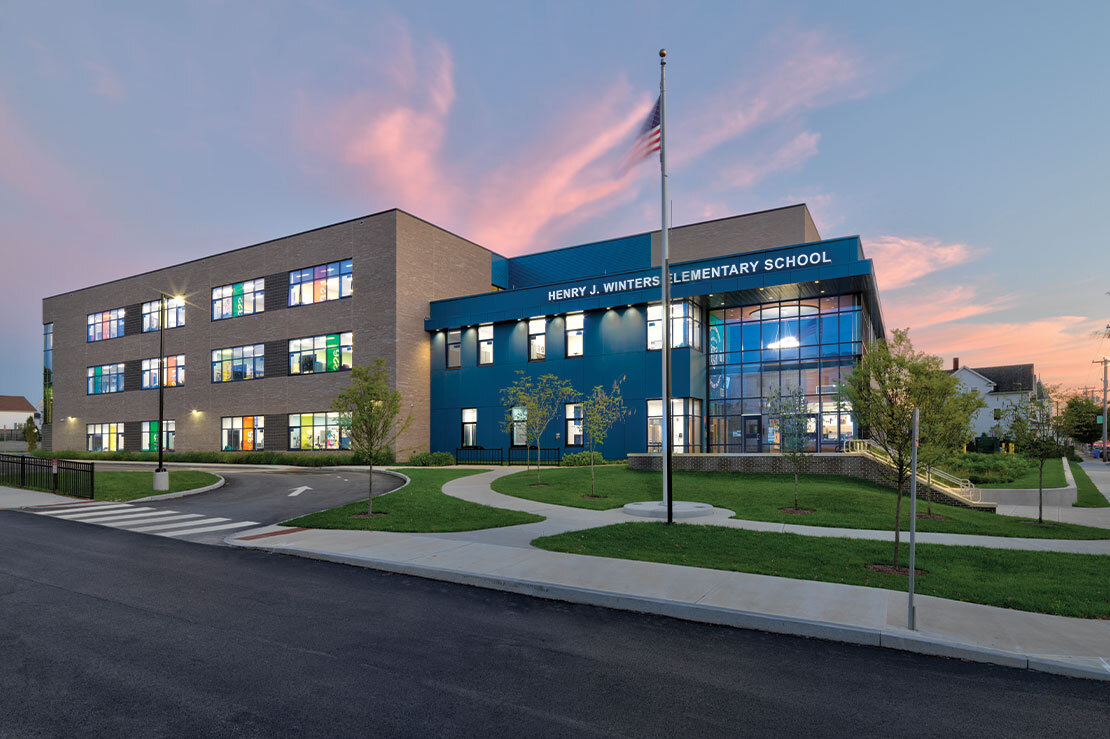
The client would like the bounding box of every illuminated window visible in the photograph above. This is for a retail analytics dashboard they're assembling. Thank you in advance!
[221,416,264,451]
[646,398,702,453]
[87,363,125,394]
[510,406,527,446]
[288,259,353,306]
[211,344,265,383]
[461,408,477,447]
[647,301,702,350]
[565,313,584,357]
[528,318,546,361]
[288,412,350,450]
[289,332,353,375]
[141,420,175,452]
[141,355,185,389]
[142,298,184,332]
[565,403,583,446]
[87,308,126,342]
[86,422,124,452]
[478,324,494,365]
[447,330,461,368]
[43,323,53,424]
[212,279,265,320]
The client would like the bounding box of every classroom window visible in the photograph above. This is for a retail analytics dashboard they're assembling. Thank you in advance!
[221,416,264,451]
[511,406,527,446]
[447,330,462,368]
[478,323,494,365]
[212,279,265,320]
[142,297,185,332]
[288,259,353,306]
[647,301,702,350]
[141,420,175,452]
[87,308,126,342]
[565,313,584,358]
[43,324,53,424]
[646,397,702,453]
[211,344,265,382]
[289,332,353,375]
[141,355,185,389]
[565,403,583,446]
[87,363,125,395]
[86,422,124,452]
[461,408,477,447]
[288,412,350,450]
[528,318,546,361]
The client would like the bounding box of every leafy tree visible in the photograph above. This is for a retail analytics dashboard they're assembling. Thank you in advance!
[1061,394,1102,447]
[839,328,947,570]
[767,386,812,512]
[332,359,412,516]
[500,371,578,483]
[1005,385,1063,524]
[23,416,39,452]
[913,366,985,515]
[581,377,628,497]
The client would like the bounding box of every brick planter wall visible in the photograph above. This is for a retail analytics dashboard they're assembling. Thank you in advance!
[627,453,990,511]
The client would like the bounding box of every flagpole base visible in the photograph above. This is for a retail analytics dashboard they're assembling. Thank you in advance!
[623,501,714,519]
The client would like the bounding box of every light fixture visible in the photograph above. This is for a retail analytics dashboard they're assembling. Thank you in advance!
[766,336,801,350]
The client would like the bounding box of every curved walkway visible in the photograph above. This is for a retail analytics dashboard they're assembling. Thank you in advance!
[431,468,1110,554]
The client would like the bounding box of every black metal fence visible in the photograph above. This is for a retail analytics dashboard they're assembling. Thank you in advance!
[508,446,563,466]
[0,454,94,499]
[456,447,504,465]
[0,429,26,441]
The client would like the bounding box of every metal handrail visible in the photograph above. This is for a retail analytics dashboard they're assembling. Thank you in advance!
[845,439,981,504]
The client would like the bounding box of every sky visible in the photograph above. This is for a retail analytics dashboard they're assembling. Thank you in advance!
[3,0,1109,405]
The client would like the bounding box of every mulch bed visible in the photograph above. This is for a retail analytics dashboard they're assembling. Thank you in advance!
[778,507,816,515]
[865,564,926,577]
[351,512,388,519]
[915,513,951,520]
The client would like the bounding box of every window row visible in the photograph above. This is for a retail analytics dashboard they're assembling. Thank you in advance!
[708,312,861,356]
[87,309,125,342]
[212,279,265,320]
[141,420,176,452]
[87,364,125,395]
[713,295,861,324]
[212,344,265,382]
[289,332,353,375]
[142,298,185,332]
[142,355,185,389]
[289,259,353,307]
[708,359,856,400]
[83,415,351,453]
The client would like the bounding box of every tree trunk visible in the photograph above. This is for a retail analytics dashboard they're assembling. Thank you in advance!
[926,468,933,516]
[1038,462,1044,524]
[892,473,904,569]
[590,442,597,496]
[367,463,374,516]
[793,470,798,510]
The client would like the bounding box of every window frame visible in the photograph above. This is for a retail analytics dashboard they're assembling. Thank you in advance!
[510,406,528,447]
[211,278,266,321]
[86,308,126,342]
[565,403,583,447]
[141,355,185,389]
[528,317,546,362]
[565,312,584,358]
[141,420,176,452]
[211,343,266,383]
[288,332,353,376]
[446,329,462,369]
[287,259,353,307]
[221,415,264,451]
[85,422,124,452]
[287,411,351,451]
[461,407,477,448]
[141,298,185,333]
[478,323,494,365]
[86,363,126,395]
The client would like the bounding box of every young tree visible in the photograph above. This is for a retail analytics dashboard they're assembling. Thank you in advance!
[1005,385,1062,524]
[1061,394,1102,449]
[500,370,578,483]
[581,377,628,497]
[912,366,984,515]
[767,386,812,512]
[332,359,412,517]
[839,328,947,570]
[23,416,39,452]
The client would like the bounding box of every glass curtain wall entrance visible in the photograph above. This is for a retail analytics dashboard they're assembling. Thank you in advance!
[707,294,868,452]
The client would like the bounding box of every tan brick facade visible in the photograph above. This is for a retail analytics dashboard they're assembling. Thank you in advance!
[649,204,820,266]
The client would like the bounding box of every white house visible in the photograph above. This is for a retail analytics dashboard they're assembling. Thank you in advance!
[0,396,36,430]
[948,360,1037,438]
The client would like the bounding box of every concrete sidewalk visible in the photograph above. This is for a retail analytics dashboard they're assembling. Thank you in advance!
[0,486,81,509]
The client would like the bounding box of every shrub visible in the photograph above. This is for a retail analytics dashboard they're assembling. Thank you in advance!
[406,451,456,466]
[562,451,607,467]
[941,452,1034,484]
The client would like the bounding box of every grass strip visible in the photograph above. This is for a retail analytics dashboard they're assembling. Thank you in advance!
[976,457,1066,488]
[0,469,220,502]
[283,468,544,533]
[532,522,1110,619]
[1071,462,1110,508]
[492,466,1110,539]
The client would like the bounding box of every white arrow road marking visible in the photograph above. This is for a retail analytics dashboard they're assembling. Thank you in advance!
[288,486,312,497]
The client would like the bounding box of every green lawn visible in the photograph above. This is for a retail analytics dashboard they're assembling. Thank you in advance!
[491,466,1110,539]
[283,468,544,532]
[976,457,1065,489]
[532,523,1110,619]
[0,468,220,502]
[1071,462,1110,508]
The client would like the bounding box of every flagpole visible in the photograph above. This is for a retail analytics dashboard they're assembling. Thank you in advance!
[659,48,673,525]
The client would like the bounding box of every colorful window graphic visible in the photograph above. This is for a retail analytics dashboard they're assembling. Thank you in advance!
[288,412,351,450]
[211,344,265,382]
[86,422,124,452]
[288,333,352,375]
[212,279,265,320]
[141,298,185,332]
[221,416,264,451]
[87,308,125,342]
[141,355,185,389]
[288,259,353,306]
[87,363,125,395]
[141,420,175,452]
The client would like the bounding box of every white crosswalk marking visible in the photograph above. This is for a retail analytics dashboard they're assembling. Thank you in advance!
[156,521,258,537]
[76,510,184,524]
[128,517,230,533]
[101,513,204,528]
[57,507,158,521]
[46,505,136,518]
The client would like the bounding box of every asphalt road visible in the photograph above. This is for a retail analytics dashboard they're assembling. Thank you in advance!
[2,513,1105,738]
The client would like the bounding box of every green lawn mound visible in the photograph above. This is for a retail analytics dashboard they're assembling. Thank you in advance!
[532,522,1110,620]
[94,471,221,502]
[973,457,1066,489]
[1071,462,1110,508]
[283,468,544,533]
[492,466,1110,540]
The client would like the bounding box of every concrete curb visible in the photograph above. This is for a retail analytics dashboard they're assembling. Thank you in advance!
[228,536,1110,683]
[129,475,226,502]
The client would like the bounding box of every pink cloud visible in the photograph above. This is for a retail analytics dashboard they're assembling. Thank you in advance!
[910,316,1106,389]
[884,285,1014,330]
[721,131,820,189]
[866,236,979,291]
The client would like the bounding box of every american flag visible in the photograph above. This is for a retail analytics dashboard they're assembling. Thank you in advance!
[626,96,661,167]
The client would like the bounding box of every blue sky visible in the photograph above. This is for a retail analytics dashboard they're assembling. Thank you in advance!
[3,0,1108,405]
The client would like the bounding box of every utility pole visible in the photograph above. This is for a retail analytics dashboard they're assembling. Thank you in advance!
[1094,358,1109,465]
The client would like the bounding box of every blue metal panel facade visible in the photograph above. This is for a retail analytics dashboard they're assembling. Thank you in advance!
[503,233,651,289]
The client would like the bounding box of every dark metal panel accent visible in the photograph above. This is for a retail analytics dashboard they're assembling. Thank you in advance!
[264,273,288,313]
[124,303,142,336]
[264,339,288,378]
[123,423,141,452]
[264,414,286,450]
[123,359,142,392]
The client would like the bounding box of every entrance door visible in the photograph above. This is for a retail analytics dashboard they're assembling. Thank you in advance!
[742,416,761,453]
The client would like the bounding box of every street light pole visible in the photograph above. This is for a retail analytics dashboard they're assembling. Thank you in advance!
[152,292,173,491]
[1095,358,1109,465]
